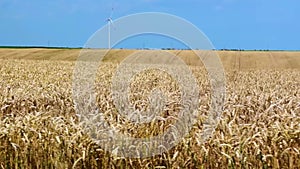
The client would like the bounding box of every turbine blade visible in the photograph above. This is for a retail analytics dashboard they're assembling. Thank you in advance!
[110,20,116,30]
[110,7,114,18]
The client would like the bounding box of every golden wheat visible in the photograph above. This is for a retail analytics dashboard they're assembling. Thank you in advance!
[0,50,299,168]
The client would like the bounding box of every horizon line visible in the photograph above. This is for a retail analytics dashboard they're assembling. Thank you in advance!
[0,46,299,52]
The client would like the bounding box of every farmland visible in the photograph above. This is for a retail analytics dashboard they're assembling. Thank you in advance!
[0,48,299,168]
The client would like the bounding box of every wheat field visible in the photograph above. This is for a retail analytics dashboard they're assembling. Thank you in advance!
[0,48,299,168]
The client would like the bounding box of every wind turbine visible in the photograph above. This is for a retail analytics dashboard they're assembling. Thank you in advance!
[106,7,114,49]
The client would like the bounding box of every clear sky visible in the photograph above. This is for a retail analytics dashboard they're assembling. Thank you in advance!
[0,0,299,50]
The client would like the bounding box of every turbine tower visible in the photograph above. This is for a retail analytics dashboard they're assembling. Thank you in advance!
[106,7,114,49]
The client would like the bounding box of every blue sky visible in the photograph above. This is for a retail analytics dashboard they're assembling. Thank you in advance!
[0,0,299,50]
